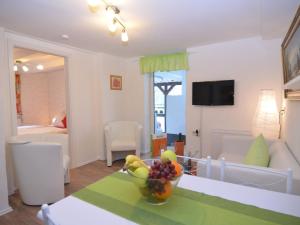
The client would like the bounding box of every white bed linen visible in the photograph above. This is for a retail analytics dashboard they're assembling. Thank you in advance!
[37,174,300,225]
[18,125,67,135]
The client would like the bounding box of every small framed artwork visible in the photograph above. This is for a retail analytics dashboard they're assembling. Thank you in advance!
[110,75,122,90]
[282,6,300,99]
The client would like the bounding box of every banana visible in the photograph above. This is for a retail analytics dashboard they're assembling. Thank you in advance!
[125,155,140,165]
[130,160,147,169]
[124,155,149,172]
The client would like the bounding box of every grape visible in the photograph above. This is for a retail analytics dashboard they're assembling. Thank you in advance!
[147,159,179,194]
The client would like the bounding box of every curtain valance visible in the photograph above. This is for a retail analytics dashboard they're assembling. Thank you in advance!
[139,52,189,74]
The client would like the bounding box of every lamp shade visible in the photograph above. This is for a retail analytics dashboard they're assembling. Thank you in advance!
[252,90,280,139]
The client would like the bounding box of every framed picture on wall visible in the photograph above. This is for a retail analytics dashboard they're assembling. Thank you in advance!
[110,75,122,90]
[282,6,300,100]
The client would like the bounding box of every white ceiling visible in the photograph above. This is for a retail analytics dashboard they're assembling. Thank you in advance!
[14,47,64,74]
[0,0,299,57]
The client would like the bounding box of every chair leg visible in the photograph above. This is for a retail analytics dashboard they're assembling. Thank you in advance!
[64,169,70,184]
[136,149,140,158]
[107,151,112,167]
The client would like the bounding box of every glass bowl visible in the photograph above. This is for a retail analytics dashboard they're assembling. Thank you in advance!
[127,159,183,205]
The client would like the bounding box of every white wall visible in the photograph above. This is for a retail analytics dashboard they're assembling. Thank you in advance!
[20,69,66,125]
[94,53,128,160]
[124,59,151,152]
[186,37,283,158]
[48,69,66,120]
[20,73,50,125]
[281,100,300,163]
[0,28,12,216]
[122,37,283,158]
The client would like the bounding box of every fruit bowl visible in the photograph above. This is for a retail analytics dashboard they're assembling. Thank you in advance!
[127,158,183,205]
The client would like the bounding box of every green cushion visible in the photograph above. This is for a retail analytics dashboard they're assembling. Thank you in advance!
[244,134,269,167]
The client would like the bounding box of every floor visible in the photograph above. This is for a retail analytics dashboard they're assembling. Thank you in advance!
[0,160,124,225]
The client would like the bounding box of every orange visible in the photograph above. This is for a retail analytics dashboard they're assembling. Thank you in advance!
[155,181,172,200]
[172,160,182,177]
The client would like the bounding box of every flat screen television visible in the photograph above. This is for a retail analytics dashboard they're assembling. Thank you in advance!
[192,80,234,106]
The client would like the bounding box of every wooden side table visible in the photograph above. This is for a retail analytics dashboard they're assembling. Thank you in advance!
[151,134,167,157]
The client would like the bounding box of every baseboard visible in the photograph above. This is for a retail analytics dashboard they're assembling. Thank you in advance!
[72,156,101,169]
[0,206,13,216]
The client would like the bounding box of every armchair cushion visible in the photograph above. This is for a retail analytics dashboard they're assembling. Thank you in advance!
[111,140,136,151]
[244,134,269,167]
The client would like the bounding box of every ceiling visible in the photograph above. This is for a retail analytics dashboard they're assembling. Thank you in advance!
[14,47,64,74]
[1,0,299,57]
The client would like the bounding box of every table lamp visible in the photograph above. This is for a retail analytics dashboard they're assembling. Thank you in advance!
[252,89,280,139]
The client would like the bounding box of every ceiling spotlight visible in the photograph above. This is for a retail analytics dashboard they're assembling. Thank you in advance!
[36,64,44,71]
[87,0,101,12]
[108,19,117,32]
[86,1,129,43]
[13,65,18,72]
[22,65,29,72]
[121,29,129,42]
[61,34,69,40]
[106,6,119,20]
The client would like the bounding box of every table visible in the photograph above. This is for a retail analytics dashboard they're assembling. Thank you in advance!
[37,174,300,225]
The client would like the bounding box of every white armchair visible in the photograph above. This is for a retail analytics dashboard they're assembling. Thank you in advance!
[105,121,142,166]
[10,141,64,205]
[8,134,70,183]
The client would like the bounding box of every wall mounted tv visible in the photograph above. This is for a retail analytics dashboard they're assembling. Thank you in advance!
[192,80,234,106]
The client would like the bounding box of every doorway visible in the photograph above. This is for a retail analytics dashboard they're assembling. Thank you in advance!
[153,70,186,146]
[13,47,68,135]
[6,46,71,195]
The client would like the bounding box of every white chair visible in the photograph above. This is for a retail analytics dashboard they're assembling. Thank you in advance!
[8,134,70,183]
[41,204,60,225]
[105,121,142,166]
[10,141,64,205]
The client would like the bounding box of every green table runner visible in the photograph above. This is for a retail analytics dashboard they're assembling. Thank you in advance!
[73,172,300,225]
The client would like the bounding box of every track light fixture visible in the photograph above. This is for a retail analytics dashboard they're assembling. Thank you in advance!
[121,29,129,42]
[86,0,129,43]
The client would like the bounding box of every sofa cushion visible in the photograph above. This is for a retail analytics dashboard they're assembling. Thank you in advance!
[269,141,300,179]
[244,134,269,167]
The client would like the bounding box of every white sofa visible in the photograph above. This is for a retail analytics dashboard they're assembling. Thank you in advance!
[105,121,142,166]
[8,134,70,184]
[197,135,300,195]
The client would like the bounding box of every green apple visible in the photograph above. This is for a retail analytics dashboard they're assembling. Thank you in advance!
[161,150,177,162]
[132,167,149,187]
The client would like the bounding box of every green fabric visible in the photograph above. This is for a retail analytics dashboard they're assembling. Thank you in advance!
[73,172,300,225]
[139,52,189,74]
[244,134,270,167]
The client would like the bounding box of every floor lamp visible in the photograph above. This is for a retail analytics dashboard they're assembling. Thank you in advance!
[252,89,280,139]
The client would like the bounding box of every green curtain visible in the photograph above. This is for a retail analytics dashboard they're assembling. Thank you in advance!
[139,52,189,74]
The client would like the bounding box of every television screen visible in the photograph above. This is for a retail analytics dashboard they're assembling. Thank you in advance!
[192,80,234,106]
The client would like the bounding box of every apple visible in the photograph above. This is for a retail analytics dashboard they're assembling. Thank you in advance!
[133,167,149,187]
[161,150,177,162]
